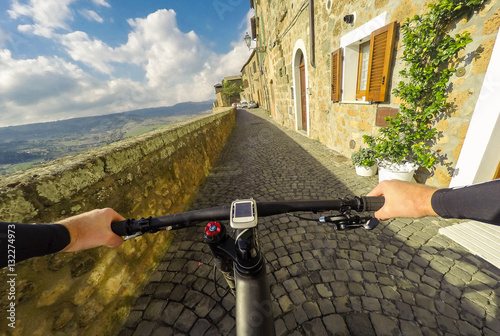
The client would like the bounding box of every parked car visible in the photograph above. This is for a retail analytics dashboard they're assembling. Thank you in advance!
[248,101,258,108]
[240,101,248,108]
[232,103,238,107]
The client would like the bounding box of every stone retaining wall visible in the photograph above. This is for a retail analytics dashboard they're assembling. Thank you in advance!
[0,108,235,336]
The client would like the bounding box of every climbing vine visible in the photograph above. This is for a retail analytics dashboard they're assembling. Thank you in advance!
[363,0,486,169]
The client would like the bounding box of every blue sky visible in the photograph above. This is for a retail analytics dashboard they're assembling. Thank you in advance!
[0,0,253,126]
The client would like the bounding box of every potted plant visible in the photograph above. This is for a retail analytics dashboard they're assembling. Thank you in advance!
[351,147,377,177]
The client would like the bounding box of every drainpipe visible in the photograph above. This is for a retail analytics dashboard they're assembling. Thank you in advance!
[309,0,315,67]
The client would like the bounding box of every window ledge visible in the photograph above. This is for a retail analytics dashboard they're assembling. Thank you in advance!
[339,100,372,105]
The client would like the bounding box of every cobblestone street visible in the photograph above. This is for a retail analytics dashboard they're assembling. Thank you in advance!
[118,109,500,335]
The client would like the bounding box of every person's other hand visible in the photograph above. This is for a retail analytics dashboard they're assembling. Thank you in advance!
[367,180,438,220]
[58,208,125,252]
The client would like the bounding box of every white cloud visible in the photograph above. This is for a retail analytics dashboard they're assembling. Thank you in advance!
[0,28,9,48]
[8,0,76,38]
[60,31,116,74]
[0,49,149,126]
[79,9,104,23]
[91,0,111,8]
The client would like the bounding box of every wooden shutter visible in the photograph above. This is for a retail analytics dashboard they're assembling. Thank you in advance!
[251,16,257,39]
[331,48,343,102]
[366,21,397,102]
[494,161,500,180]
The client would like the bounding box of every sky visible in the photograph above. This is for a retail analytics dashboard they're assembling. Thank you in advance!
[0,0,254,127]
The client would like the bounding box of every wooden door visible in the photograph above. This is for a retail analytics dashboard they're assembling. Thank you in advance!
[300,59,307,131]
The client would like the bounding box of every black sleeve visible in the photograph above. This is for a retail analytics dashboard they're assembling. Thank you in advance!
[0,222,71,268]
[431,179,500,225]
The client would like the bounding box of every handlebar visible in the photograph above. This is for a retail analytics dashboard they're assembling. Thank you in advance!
[111,196,384,237]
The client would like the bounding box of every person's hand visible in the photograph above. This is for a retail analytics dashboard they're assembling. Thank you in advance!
[58,208,125,252]
[367,180,439,220]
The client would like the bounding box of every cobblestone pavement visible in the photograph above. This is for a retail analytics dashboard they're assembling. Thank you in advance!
[118,109,500,336]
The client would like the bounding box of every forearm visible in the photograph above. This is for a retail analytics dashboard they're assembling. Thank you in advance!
[0,223,70,268]
[431,179,500,225]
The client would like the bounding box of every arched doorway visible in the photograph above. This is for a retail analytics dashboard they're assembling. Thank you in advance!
[299,54,307,131]
[269,79,275,117]
[292,41,309,134]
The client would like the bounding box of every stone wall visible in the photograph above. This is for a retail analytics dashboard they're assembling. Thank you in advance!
[0,108,235,336]
[249,0,500,187]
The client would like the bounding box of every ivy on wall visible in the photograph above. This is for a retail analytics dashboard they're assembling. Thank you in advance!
[364,0,487,170]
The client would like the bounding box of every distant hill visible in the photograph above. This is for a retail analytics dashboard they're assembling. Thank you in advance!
[0,101,213,141]
[0,100,213,175]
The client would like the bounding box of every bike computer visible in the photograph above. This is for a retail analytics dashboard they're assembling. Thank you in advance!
[230,199,258,229]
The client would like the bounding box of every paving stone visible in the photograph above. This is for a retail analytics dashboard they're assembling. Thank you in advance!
[132,321,156,336]
[218,314,236,335]
[380,299,398,317]
[190,319,211,335]
[193,295,216,318]
[162,302,183,325]
[400,320,424,336]
[274,318,287,336]
[364,283,383,299]
[413,306,438,328]
[435,300,459,319]
[303,302,321,319]
[289,289,307,305]
[322,314,349,335]
[370,313,399,336]
[302,318,328,335]
[125,310,143,329]
[293,306,308,325]
[278,294,294,312]
[316,283,332,298]
[345,313,376,336]
[143,300,166,320]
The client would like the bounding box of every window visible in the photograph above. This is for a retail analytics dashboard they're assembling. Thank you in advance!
[333,19,397,103]
[356,41,370,100]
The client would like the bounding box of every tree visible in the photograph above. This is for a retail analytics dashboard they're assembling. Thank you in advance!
[222,81,242,97]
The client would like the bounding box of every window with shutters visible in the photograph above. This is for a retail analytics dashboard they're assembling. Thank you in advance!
[335,17,397,103]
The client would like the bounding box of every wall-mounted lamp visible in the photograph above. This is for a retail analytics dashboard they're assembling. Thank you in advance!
[244,32,267,52]
[343,14,355,24]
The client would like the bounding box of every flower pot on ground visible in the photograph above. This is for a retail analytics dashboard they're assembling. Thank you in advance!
[377,160,418,183]
[351,148,377,177]
[355,165,378,177]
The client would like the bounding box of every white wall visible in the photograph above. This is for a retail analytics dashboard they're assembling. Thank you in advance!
[450,32,500,187]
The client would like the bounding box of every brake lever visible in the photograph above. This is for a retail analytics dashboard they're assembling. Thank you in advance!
[124,232,145,240]
[363,218,379,230]
[319,214,379,230]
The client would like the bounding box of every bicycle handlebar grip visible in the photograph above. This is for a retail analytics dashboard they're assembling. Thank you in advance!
[361,196,385,212]
[111,220,130,236]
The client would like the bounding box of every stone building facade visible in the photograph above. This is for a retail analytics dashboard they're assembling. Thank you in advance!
[242,0,500,188]
[241,49,271,110]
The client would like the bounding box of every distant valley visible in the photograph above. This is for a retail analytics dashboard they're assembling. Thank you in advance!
[0,101,213,175]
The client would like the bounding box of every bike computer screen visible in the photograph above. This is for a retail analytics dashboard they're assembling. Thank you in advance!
[230,199,257,229]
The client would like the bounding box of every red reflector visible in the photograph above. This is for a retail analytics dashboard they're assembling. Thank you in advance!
[205,222,221,237]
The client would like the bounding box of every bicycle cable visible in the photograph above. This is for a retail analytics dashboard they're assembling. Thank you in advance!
[213,264,230,299]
